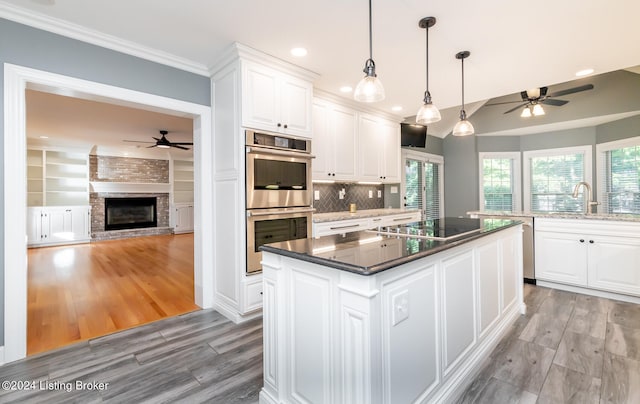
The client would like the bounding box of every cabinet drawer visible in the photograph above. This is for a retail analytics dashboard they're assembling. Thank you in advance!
[245,281,263,312]
[313,218,370,237]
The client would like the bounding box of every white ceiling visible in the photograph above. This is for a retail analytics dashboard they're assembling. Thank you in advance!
[3,0,640,116]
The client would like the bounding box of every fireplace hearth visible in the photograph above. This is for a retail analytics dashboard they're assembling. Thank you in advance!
[105,197,157,231]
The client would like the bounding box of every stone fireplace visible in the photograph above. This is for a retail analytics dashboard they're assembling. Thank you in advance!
[89,155,172,240]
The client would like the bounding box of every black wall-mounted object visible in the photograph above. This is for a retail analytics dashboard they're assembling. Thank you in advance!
[105,197,157,231]
[400,123,427,148]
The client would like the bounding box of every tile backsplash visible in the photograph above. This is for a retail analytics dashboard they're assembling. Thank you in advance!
[313,183,387,213]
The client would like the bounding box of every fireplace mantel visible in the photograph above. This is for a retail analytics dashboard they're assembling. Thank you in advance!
[90,182,171,193]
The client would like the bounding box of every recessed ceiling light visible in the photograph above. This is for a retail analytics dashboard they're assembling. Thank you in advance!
[576,68,594,77]
[290,47,307,57]
[39,135,48,139]
[340,86,353,93]
[391,106,403,112]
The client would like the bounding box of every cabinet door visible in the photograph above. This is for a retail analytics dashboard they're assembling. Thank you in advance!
[47,208,73,243]
[175,205,194,233]
[242,63,279,131]
[70,207,91,241]
[280,75,312,137]
[535,231,587,286]
[331,105,358,181]
[380,120,401,183]
[588,236,640,296]
[358,114,383,181]
[312,101,332,180]
[27,208,43,245]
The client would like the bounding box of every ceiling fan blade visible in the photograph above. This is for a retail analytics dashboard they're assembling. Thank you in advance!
[152,137,162,142]
[171,145,190,150]
[146,145,158,148]
[485,100,523,106]
[541,98,568,107]
[504,103,528,114]
[169,142,194,145]
[547,84,594,98]
[123,140,154,143]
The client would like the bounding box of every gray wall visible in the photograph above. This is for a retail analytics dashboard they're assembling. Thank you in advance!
[0,18,211,346]
[401,134,443,156]
[443,115,640,217]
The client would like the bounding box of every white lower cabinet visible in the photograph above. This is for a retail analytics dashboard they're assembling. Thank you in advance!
[535,218,640,296]
[27,206,91,247]
[173,204,194,234]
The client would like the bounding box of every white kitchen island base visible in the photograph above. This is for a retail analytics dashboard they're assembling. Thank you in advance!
[259,224,524,404]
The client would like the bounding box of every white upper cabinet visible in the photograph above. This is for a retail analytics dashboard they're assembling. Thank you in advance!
[358,114,401,183]
[312,99,358,181]
[242,61,313,137]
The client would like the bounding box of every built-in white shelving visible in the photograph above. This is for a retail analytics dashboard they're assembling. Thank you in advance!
[172,159,194,204]
[27,149,90,206]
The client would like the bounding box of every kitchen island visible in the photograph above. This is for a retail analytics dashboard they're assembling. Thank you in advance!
[259,218,524,404]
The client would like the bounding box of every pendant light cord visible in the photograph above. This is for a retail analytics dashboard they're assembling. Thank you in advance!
[425,25,429,94]
[368,0,373,60]
[460,56,465,111]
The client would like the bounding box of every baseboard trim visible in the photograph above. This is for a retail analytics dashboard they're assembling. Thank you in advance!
[537,280,640,304]
[0,346,5,366]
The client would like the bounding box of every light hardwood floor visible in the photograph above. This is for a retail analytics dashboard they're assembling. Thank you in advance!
[27,234,199,355]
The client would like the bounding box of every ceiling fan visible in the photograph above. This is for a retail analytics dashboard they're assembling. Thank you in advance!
[123,130,193,150]
[486,84,594,116]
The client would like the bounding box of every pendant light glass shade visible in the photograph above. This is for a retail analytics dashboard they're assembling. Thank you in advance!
[354,0,384,102]
[452,111,475,136]
[452,51,474,136]
[416,98,441,124]
[416,17,440,124]
[532,104,545,116]
[520,106,532,118]
[354,59,385,102]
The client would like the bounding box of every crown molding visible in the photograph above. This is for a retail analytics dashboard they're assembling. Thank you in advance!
[0,1,210,76]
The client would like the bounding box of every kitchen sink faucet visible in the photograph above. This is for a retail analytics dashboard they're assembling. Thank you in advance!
[572,181,599,214]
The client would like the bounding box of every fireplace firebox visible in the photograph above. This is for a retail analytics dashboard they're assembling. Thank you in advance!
[105,197,157,231]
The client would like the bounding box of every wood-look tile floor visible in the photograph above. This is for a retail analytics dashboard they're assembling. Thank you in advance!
[27,234,199,355]
[458,284,640,403]
[6,283,640,403]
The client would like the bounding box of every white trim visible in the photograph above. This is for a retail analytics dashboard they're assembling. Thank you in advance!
[400,149,444,218]
[0,346,4,365]
[523,145,593,213]
[4,63,213,363]
[89,182,171,193]
[0,2,209,76]
[595,135,640,214]
[478,152,521,212]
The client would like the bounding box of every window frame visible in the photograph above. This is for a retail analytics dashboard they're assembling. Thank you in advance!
[596,135,640,214]
[523,145,593,213]
[401,149,444,219]
[478,151,521,212]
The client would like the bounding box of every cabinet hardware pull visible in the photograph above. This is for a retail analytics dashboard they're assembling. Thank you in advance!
[284,124,288,129]
[393,217,413,221]
[580,239,585,243]
[589,240,594,244]
[329,224,360,230]
[277,123,282,127]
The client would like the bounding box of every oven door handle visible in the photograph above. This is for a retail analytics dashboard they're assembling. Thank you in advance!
[247,208,316,217]
[247,146,315,159]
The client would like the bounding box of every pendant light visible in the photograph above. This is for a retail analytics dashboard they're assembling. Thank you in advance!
[354,0,385,102]
[452,51,474,136]
[416,17,441,124]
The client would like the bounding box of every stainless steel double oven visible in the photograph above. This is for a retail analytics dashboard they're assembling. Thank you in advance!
[245,130,314,274]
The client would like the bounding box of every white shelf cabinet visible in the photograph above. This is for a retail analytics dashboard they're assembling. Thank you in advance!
[172,203,194,234]
[27,206,91,247]
[535,218,640,297]
[27,149,89,207]
[242,60,313,137]
[172,159,194,204]
[358,113,401,183]
[312,99,358,181]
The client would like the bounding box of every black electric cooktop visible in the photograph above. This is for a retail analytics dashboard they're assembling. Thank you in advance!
[376,217,484,241]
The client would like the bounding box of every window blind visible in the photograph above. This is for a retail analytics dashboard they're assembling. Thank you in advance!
[601,145,640,214]
[482,158,514,211]
[529,153,585,212]
[404,158,441,220]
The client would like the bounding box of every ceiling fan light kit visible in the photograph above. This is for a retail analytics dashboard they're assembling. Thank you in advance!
[416,16,441,125]
[354,0,385,102]
[486,83,594,117]
[452,50,474,137]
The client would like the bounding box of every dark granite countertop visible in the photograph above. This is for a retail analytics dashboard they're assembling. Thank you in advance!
[260,218,522,276]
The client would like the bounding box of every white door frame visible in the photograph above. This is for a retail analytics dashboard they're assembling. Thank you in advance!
[3,63,214,363]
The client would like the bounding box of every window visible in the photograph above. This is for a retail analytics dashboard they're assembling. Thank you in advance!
[402,150,444,219]
[597,136,640,214]
[523,145,592,213]
[479,152,521,212]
